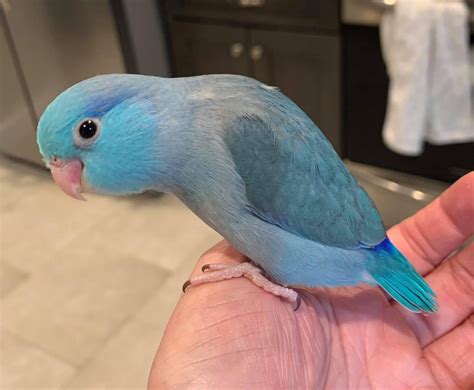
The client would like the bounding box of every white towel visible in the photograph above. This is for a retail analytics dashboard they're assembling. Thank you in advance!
[380,0,473,156]
[428,1,472,144]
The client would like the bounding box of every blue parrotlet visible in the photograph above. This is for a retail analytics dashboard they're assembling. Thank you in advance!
[36,74,437,313]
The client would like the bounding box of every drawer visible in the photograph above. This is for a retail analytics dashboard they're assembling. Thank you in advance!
[172,0,340,32]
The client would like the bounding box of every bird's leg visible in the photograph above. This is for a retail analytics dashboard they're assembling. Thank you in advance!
[182,262,301,310]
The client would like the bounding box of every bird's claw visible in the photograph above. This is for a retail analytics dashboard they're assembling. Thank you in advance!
[201,264,211,272]
[293,296,302,311]
[182,280,191,293]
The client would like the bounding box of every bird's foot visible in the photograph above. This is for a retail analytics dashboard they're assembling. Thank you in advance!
[182,262,301,310]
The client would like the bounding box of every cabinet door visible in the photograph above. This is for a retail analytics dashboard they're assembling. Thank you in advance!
[250,30,341,153]
[171,22,250,76]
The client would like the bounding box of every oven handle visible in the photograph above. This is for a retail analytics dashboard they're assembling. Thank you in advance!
[369,0,473,9]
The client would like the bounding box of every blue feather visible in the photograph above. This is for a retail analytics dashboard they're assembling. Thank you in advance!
[368,238,437,312]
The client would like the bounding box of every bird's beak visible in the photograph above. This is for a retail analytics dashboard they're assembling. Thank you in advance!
[49,157,86,201]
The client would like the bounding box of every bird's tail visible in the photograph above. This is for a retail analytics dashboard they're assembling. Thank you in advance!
[367,238,438,313]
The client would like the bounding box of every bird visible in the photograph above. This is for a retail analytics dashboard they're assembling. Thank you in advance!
[36,73,437,313]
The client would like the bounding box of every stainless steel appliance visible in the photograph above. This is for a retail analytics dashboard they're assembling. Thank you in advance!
[0,0,126,165]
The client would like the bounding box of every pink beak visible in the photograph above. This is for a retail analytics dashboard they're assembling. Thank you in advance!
[49,157,86,201]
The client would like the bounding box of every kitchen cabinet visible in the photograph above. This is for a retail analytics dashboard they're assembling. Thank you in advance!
[171,23,251,76]
[250,30,340,150]
[170,21,341,152]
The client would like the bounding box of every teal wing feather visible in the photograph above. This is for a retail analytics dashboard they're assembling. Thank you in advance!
[224,110,386,249]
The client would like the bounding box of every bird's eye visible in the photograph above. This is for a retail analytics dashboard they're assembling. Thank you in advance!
[79,120,97,139]
[73,118,100,148]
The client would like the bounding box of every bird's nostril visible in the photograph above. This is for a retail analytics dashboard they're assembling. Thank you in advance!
[50,156,62,167]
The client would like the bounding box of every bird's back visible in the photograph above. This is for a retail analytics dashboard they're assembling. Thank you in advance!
[178,74,386,249]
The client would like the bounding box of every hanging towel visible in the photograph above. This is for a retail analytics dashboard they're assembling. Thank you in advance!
[380,0,433,156]
[380,0,473,156]
[427,1,473,145]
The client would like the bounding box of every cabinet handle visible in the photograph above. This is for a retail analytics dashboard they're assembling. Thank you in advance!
[229,42,244,59]
[238,0,265,7]
[250,45,264,61]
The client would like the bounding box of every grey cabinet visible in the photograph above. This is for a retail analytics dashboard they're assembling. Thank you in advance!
[251,30,340,151]
[171,22,251,76]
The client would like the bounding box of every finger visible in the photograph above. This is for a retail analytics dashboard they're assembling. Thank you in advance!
[423,315,474,389]
[388,172,474,275]
[396,243,474,346]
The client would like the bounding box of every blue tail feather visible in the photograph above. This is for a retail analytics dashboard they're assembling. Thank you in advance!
[368,238,438,313]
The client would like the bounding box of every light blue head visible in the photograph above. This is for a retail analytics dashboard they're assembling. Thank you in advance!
[37,74,164,198]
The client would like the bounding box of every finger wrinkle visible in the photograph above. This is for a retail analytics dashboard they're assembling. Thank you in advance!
[425,315,474,389]
[205,290,265,309]
[425,347,464,389]
[449,245,474,308]
[399,219,437,268]
[177,346,267,372]
[439,197,472,240]
[440,174,474,237]
[187,334,222,351]
[196,310,270,331]
[414,207,448,261]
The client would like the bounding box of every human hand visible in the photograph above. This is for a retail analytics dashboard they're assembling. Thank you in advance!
[149,173,473,389]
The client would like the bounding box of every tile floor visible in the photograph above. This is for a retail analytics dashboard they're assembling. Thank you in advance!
[0,155,221,389]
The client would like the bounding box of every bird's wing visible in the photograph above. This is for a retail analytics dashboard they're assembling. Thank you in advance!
[224,112,386,249]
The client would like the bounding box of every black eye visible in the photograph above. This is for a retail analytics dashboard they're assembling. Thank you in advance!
[73,118,100,148]
[79,120,97,139]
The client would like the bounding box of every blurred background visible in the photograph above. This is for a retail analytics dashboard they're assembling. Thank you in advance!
[0,0,472,388]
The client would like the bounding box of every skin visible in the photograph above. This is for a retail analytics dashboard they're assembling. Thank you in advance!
[149,172,474,389]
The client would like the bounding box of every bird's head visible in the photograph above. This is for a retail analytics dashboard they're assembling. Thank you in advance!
[37,74,164,200]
